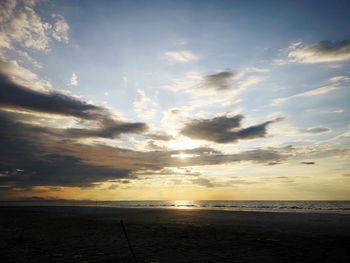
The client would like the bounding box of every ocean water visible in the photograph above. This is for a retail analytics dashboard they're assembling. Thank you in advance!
[1,200,350,214]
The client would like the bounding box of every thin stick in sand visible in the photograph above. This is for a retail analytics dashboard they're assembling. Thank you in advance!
[120,220,138,263]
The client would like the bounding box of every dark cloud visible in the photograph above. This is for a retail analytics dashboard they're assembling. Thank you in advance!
[300,161,315,165]
[267,162,281,166]
[0,73,101,119]
[0,154,129,187]
[0,112,130,188]
[203,71,239,91]
[0,72,147,138]
[169,70,259,95]
[307,40,350,57]
[145,132,173,141]
[181,115,283,143]
[289,40,350,63]
[299,127,330,134]
[64,118,147,139]
[0,109,288,190]
[62,145,286,172]
[0,62,146,192]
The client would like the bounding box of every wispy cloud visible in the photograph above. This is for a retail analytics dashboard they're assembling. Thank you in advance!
[298,127,330,134]
[190,177,258,188]
[70,72,78,86]
[133,89,156,120]
[164,50,197,62]
[271,85,338,105]
[167,70,260,97]
[16,50,42,68]
[271,75,349,105]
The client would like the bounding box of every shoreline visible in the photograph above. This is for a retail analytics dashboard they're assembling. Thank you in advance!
[1,200,350,215]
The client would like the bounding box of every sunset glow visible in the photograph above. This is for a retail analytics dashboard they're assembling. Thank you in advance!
[0,0,349,201]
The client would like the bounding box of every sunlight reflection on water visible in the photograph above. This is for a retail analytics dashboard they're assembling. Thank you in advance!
[173,200,196,209]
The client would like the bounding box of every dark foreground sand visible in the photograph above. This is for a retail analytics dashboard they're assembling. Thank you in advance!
[0,206,349,262]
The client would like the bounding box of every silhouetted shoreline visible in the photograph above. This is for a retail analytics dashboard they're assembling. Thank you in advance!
[1,200,349,214]
[1,206,349,262]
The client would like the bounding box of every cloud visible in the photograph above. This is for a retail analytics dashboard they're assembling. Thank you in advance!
[133,89,156,120]
[329,75,350,83]
[203,71,240,91]
[271,75,349,105]
[50,14,69,43]
[0,145,286,190]
[0,111,145,189]
[6,5,50,50]
[245,67,270,73]
[0,154,129,187]
[300,161,315,165]
[63,118,147,139]
[0,71,147,138]
[167,70,260,97]
[267,162,281,166]
[161,71,260,133]
[145,140,167,151]
[0,108,290,190]
[136,168,201,177]
[164,50,197,62]
[299,127,330,134]
[70,72,78,86]
[0,56,150,190]
[0,0,16,24]
[145,132,173,141]
[288,40,350,63]
[190,177,258,188]
[0,31,12,51]
[1,112,131,188]
[0,0,70,53]
[272,85,338,105]
[1,111,288,168]
[0,72,102,119]
[16,50,42,68]
[0,59,41,88]
[190,178,214,187]
[181,114,283,143]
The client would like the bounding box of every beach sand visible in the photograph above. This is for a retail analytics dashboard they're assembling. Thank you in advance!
[0,206,349,262]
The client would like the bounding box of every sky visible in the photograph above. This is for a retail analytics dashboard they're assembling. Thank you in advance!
[0,0,350,201]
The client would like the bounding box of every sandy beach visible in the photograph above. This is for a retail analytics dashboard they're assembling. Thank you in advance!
[0,206,349,262]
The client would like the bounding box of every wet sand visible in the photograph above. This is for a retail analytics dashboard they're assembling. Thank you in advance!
[0,206,349,262]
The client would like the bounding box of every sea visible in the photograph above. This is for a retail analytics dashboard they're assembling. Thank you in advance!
[1,200,350,214]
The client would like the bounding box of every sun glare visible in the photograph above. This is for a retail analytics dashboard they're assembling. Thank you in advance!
[168,137,199,150]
